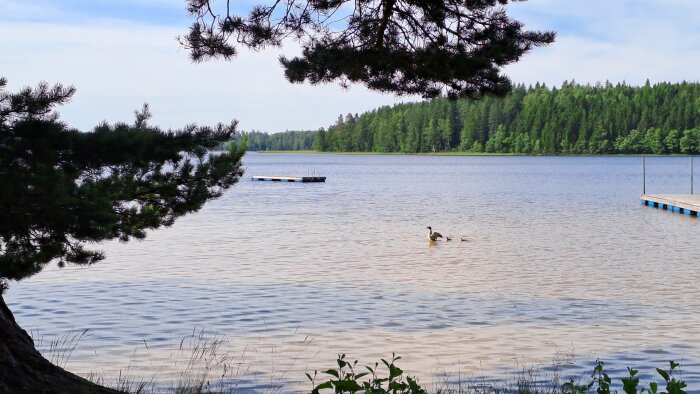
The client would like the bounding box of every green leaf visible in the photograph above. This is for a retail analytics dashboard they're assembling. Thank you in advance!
[650,381,658,393]
[622,375,639,394]
[333,379,362,392]
[389,364,404,380]
[354,372,369,379]
[407,376,427,394]
[389,380,408,391]
[306,372,313,382]
[323,369,339,378]
[657,368,670,382]
[312,381,333,393]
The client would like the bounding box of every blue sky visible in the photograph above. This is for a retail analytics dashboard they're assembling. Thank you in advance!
[1,0,699,132]
[0,1,184,25]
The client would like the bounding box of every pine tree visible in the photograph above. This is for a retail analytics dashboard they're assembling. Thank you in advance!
[312,81,700,155]
[0,79,245,392]
[182,0,555,98]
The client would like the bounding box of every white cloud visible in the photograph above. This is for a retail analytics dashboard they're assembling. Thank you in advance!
[504,0,700,87]
[2,0,700,132]
[0,21,413,132]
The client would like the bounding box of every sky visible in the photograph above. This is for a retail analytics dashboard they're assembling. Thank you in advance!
[1,0,699,132]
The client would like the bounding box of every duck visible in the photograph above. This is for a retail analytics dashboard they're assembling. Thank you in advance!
[460,237,468,242]
[426,226,444,241]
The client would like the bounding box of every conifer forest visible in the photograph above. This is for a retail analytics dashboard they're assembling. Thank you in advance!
[308,81,700,154]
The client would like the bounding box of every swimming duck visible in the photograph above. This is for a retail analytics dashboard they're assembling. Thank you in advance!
[427,226,444,241]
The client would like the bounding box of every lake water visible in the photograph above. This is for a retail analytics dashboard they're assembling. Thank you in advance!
[6,154,700,392]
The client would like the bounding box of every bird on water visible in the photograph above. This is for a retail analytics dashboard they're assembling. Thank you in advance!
[427,226,444,241]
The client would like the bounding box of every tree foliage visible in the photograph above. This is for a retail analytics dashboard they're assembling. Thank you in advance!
[236,130,317,151]
[315,80,700,154]
[0,78,245,286]
[181,0,554,98]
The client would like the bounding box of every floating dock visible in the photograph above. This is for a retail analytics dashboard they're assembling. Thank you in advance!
[641,194,700,216]
[251,175,326,183]
[640,156,697,216]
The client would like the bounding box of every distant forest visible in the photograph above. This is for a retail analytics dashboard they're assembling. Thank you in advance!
[234,130,316,151]
[241,81,700,154]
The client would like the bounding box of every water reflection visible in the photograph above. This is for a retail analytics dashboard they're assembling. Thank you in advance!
[7,154,700,391]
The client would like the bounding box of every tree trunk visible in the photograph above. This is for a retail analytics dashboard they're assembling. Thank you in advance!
[0,293,121,394]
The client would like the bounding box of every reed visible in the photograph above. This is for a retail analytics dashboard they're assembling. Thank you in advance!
[35,329,688,393]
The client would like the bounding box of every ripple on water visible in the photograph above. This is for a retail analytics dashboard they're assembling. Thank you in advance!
[6,155,700,391]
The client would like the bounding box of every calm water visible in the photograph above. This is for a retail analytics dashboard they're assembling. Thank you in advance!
[7,154,700,391]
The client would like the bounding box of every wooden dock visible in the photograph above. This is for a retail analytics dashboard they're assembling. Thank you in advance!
[251,175,326,183]
[641,194,700,216]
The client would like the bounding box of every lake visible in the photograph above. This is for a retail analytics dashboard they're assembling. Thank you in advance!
[6,153,700,392]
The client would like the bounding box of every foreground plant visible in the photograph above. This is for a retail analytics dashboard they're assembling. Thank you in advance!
[309,355,689,394]
[0,78,245,393]
[307,354,427,394]
[562,360,687,394]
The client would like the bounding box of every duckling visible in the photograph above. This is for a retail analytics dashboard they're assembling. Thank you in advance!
[426,226,443,241]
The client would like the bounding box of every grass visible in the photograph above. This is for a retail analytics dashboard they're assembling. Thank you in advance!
[35,330,689,393]
[37,328,316,393]
[429,357,583,394]
[33,328,90,369]
[37,329,242,393]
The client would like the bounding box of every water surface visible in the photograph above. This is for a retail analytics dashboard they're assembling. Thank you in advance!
[8,154,700,391]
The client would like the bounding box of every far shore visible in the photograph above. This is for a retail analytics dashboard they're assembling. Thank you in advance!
[252,150,694,157]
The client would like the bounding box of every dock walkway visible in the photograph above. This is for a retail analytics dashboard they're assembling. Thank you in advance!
[641,194,700,216]
[251,175,326,183]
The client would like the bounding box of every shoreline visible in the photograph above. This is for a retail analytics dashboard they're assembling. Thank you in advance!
[252,150,695,157]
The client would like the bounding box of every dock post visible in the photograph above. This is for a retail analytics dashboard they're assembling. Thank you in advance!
[642,156,646,195]
[692,156,694,195]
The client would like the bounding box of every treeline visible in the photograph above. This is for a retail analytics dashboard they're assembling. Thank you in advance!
[315,81,700,154]
[234,130,316,151]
